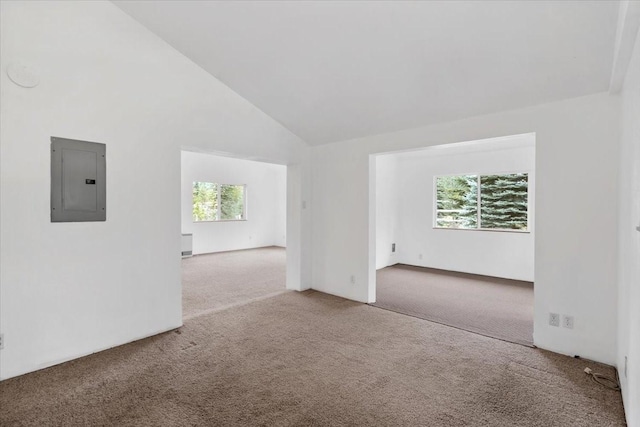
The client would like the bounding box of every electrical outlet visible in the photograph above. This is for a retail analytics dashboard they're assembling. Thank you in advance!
[418,254,423,260]
[350,275,355,285]
[0,333,4,350]
[625,356,628,378]
[549,313,560,327]
[392,243,396,253]
[562,315,574,329]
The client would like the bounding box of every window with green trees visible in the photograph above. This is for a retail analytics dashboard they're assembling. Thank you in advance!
[193,182,246,222]
[435,173,528,231]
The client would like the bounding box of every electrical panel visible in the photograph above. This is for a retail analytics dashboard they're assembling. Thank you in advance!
[51,137,106,222]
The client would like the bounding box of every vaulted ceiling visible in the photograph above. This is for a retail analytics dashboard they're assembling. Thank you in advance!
[113,1,619,145]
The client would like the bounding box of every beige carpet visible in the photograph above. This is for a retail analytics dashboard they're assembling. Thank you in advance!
[374,265,534,346]
[182,246,286,319]
[0,290,625,426]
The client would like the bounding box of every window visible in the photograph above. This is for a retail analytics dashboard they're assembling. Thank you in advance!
[193,182,246,222]
[435,173,528,231]
[219,184,245,220]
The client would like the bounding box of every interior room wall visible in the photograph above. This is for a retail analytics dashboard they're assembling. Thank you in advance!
[374,155,399,269]
[181,151,286,254]
[376,135,535,281]
[312,92,619,365]
[0,1,307,381]
[617,24,640,426]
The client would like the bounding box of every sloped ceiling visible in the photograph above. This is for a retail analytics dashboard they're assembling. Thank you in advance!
[114,1,619,145]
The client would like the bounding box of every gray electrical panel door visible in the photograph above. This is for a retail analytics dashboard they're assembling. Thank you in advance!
[51,137,106,222]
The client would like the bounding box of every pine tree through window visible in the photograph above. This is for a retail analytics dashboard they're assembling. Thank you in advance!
[435,173,528,231]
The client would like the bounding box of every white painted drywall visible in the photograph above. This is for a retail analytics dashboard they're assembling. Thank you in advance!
[374,155,399,269]
[181,151,286,254]
[311,92,619,365]
[113,1,619,145]
[617,23,640,427]
[0,1,308,381]
[376,135,535,281]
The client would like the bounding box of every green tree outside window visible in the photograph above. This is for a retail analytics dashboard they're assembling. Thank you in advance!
[436,173,528,231]
[193,182,245,221]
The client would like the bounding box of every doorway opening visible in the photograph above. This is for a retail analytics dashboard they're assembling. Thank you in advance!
[180,150,287,320]
[370,133,536,346]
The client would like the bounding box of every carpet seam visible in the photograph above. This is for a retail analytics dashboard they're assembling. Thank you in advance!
[183,290,289,321]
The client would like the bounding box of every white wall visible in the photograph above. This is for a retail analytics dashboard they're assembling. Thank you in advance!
[181,151,286,254]
[0,1,308,381]
[375,155,399,269]
[617,23,640,426]
[311,92,619,365]
[376,135,535,281]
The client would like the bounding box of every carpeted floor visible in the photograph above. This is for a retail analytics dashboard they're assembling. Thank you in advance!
[374,265,534,346]
[0,290,625,426]
[182,246,286,319]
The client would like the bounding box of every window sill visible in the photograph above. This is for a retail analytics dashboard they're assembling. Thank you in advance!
[433,227,530,234]
[194,219,247,223]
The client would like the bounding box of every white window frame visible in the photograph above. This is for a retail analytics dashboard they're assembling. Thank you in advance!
[192,182,247,223]
[433,172,529,233]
